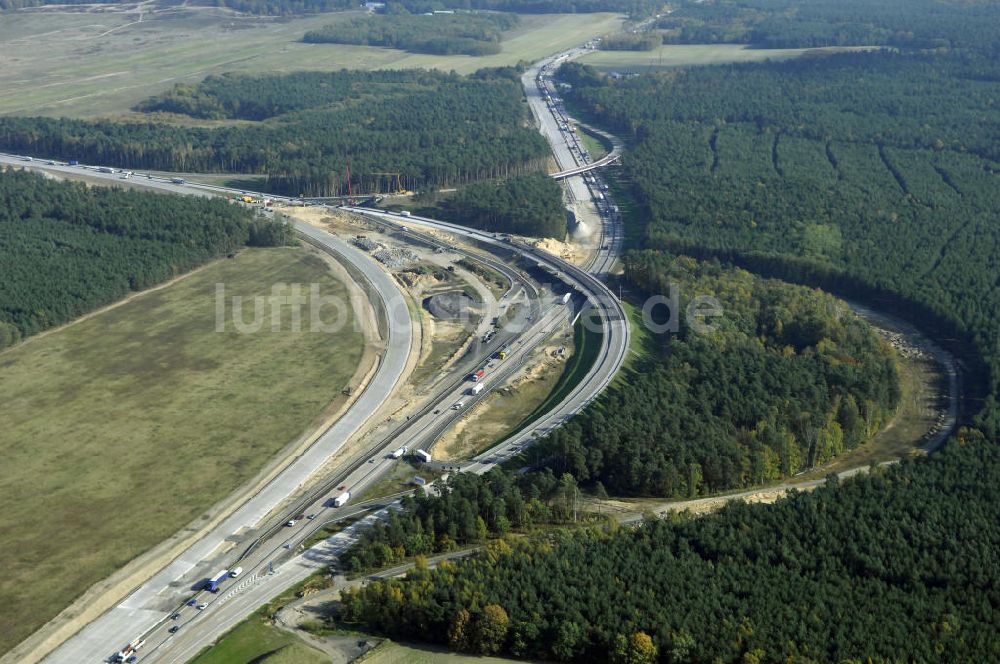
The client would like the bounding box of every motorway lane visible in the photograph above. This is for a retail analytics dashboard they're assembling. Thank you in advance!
[347,209,630,473]
[1,50,633,659]
[138,299,575,662]
[12,169,414,664]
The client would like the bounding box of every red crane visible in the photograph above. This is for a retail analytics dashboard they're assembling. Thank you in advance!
[345,160,356,206]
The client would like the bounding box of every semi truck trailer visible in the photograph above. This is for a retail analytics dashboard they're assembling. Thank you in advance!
[206,569,229,592]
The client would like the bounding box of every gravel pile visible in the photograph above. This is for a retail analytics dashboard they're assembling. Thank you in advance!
[373,247,418,268]
[352,236,382,252]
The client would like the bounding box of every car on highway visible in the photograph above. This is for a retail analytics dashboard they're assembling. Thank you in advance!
[286,519,297,526]
[186,599,198,606]
[170,612,181,619]
[196,603,207,610]
[307,513,316,520]
[337,485,347,491]
[168,625,180,634]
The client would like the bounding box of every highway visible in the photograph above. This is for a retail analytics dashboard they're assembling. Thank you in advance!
[29,210,413,664]
[0,42,634,663]
[347,208,630,474]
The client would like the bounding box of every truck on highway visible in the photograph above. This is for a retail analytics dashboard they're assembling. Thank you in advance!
[467,383,485,396]
[98,166,116,174]
[498,346,510,360]
[390,446,407,459]
[205,569,229,592]
[561,292,572,304]
[68,160,79,166]
[112,644,134,662]
[334,491,351,507]
[470,368,486,382]
[415,449,432,463]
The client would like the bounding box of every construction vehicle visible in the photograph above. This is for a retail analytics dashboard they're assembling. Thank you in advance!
[371,172,407,195]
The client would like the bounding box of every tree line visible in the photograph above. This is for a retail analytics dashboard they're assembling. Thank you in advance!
[533,251,899,497]
[344,469,586,572]
[560,49,1000,425]
[0,69,551,197]
[335,3,1000,661]
[658,0,1000,51]
[303,11,519,56]
[341,433,1000,662]
[424,172,566,238]
[0,169,289,349]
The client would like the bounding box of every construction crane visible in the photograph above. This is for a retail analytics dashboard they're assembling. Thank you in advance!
[345,160,356,206]
[370,172,407,195]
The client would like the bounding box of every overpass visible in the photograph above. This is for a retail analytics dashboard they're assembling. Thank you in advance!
[550,150,621,180]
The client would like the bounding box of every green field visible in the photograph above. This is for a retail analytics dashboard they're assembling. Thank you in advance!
[577,43,878,72]
[0,247,363,654]
[190,616,329,664]
[0,6,623,118]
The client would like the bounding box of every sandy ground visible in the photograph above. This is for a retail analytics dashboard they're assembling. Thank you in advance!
[434,337,571,461]
[276,206,505,490]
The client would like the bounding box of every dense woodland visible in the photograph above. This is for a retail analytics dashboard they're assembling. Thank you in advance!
[303,11,519,56]
[0,69,550,197]
[598,32,661,51]
[657,0,1000,50]
[427,173,566,238]
[345,469,583,572]
[342,435,1000,662]
[0,169,288,349]
[338,2,1000,660]
[535,253,898,496]
[561,50,1000,421]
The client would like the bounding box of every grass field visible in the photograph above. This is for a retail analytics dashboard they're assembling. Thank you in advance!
[0,247,363,655]
[0,6,623,118]
[364,640,529,664]
[190,619,329,664]
[577,43,878,72]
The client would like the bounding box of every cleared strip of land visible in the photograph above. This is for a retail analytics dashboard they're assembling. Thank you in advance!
[0,247,363,654]
[577,43,879,72]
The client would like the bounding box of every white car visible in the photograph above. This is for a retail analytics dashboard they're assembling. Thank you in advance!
[196,603,207,611]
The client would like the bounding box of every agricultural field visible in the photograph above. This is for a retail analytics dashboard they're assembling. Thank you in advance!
[0,5,622,118]
[577,42,877,72]
[0,247,364,654]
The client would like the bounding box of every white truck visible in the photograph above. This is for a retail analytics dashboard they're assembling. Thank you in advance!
[415,449,432,463]
[467,383,485,396]
[390,446,407,459]
[334,491,351,507]
[560,292,572,305]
